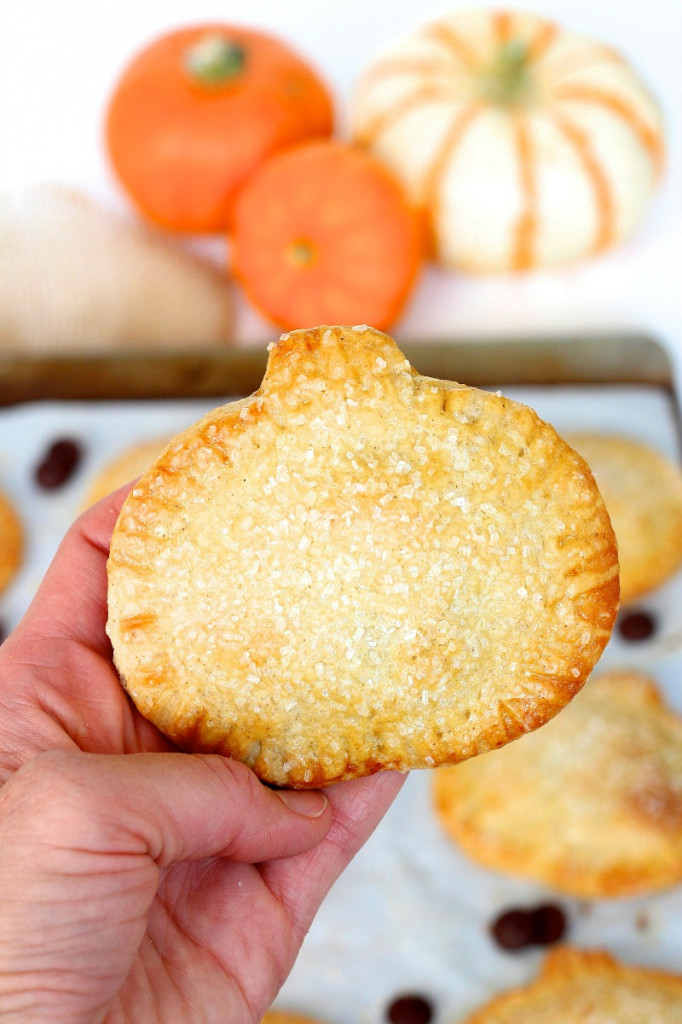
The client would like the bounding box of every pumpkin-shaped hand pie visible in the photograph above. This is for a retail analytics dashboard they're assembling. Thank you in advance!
[351,9,664,272]
[261,1012,327,1024]
[434,670,682,897]
[107,326,618,787]
[463,948,682,1024]
[565,433,682,604]
[83,437,172,509]
[0,491,23,596]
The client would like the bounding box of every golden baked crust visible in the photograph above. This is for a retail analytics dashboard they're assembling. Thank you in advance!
[0,491,23,596]
[566,432,682,604]
[106,326,618,787]
[433,669,682,897]
[262,1012,325,1024]
[83,437,170,508]
[463,947,682,1023]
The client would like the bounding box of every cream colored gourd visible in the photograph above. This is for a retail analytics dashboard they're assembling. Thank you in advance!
[0,186,233,353]
[351,9,664,272]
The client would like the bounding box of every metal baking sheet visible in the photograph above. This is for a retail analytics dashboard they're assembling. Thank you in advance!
[0,333,681,1022]
[0,332,674,406]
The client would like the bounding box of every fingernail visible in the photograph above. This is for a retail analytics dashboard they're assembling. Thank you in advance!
[277,789,328,818]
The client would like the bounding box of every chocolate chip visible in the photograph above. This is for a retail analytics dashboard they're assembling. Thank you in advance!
[491,903,568,952]
[635,910,651,932]
[35,439,83,490]
[529,903,567,945]
[618,610,657,642]
[386,994,434,1024]
[490,909,534,950]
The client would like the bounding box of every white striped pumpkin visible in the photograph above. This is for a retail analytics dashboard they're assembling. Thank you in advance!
[351,10,665,273]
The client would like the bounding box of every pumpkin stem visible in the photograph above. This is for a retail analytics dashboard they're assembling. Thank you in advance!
[184,33,246,87]
[287,240,317,268]
[478,39,533,106]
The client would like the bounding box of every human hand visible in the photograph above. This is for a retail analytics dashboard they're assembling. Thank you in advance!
[0,488,404,1023]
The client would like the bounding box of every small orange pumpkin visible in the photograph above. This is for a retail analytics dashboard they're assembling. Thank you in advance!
[231,140,424,331]
[106,25,334,233]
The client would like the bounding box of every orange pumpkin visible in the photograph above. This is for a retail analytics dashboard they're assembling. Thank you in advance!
[105,25,334,233]
[231,140,424,331]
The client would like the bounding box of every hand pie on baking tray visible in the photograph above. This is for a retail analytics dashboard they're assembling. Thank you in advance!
[463,947,682,1023]
[107,325,618,788]
[262,1012,326,1024]
[566,433,682,604]
[434,669,682,897]
[83,437,171,509]
[0,491,23,596]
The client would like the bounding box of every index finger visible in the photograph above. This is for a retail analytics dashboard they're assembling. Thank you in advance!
[17,483,133,657]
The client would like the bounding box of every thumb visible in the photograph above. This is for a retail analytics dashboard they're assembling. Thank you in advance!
[0,750,330,1021]
[1,749,331,867]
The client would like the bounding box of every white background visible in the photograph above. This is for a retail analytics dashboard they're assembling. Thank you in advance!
[1,0,681,371]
